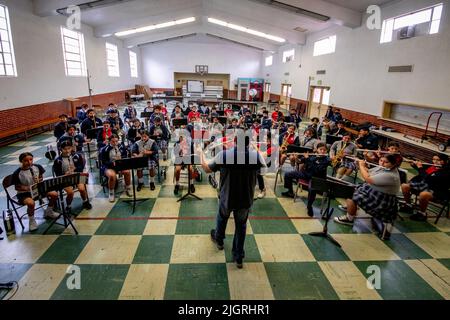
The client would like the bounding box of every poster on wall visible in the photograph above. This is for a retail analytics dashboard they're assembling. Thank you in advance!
[187,80,204,93]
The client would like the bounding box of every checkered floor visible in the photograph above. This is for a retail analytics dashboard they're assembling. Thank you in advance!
[1,129,449,300]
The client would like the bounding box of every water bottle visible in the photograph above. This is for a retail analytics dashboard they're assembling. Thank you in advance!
[2,210,15,235]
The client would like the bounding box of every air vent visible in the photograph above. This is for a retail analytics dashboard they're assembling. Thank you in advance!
[388,65,414,73]
[398,26,416,40]
[250,0,330,21]
[284,72,290,76]
[294,27,308,33]
[57,0,133,15]
[316,70,326,75]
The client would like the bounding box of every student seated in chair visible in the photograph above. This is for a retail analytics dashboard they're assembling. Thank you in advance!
[80,109,103,136]
[99,134,132,202]
[96,120,115,150]
[329,121,347,137]
[401,154,450,221]
[77,104,89,123]
[127,118,145,144]
[123,102,137,127]
[143,101,154,128]
[355,127,378,150]
[281,143,330,217]
[53,140,92,213]
[12,152,59,231]
[330,132,358,181]
[54,114,70,140]
[106,109,124,133]
[58,125,85,153]
[173,132,196,195]
[149,116,170,160]
[334,154,403,239]
[132,131,159,191]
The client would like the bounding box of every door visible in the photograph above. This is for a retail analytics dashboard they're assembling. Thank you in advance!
[263,82,271,103]
[280,84,292,108]
[308,86,330,119]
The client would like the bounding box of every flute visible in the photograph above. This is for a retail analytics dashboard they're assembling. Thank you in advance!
[287,153,325,157]
[403,158,442,167]
[356,149,400,154]
[345,156,385,169]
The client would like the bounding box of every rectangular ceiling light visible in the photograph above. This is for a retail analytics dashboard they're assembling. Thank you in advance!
[208,17,286,43]
[115,17,196,37]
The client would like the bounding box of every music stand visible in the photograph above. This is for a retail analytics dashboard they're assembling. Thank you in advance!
[86,127,103,172]
[174,150,202,202]
[114,157,149,214]
[33,174,88,235]
[172,118,188,128]
[216,110,225,116]
[217,117,228,125]
[286,145,313,154]
[326,134,342,145]
[308,177,355,247]
[141,112,152,118]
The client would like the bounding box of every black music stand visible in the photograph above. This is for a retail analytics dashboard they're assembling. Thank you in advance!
[36,174,87,235]
[308,177,355,248]
[172,118,188,129]
[86,127,103,172]
[326,134,342,145]
[286,145,313,154]
[174,151,202,202]
[216,110,225,116]
[217,117,228,125]
[114,157,149,214]
[141,112,152,118]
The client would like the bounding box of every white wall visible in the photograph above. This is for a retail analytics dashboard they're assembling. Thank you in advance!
[0,0,143,110]
[141,35,263,88]
[262,0,450,116]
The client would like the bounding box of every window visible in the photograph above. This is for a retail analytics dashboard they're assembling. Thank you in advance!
[61,27,87,77]
[265,55,273,66]
[282,49,295,63]
[380,3,443,43]
[129,51,138,78]
[313,35,336,56]
[106,42,120,77]
[0,4,17,77]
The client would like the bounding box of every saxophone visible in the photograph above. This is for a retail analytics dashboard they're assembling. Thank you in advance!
[332,142,347,168]
[281,133,292,151]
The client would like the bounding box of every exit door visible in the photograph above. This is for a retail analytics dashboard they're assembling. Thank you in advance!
[308,86,330,119]
[280,84,292,108]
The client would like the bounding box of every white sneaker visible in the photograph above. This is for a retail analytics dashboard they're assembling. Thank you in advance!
[125,188,132,197]
[109,193,115,202]
[29,217,38,232]
[257,189,266,199]
[44,207,59,219]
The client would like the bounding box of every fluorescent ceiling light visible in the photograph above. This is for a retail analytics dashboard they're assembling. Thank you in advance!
[208,17,285,43]
[115,17,196,37]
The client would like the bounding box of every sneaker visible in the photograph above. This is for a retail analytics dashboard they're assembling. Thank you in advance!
[281,191,295,198]
[109,193,115,203]
[125,188,132,197]
[150,182,156,191]
[307,206,314,217]
[210,229,224,250]
[410,212,427,221]
[189,184,196,193]
[28,217,38,232]
[208,175,218,189]
[334,215,354,226]
[174,185,180,195]
[82,201,92,210]
[137,183,144,192]
[338,205,347,212]
[257,189,266,199]
[44,207,59,220]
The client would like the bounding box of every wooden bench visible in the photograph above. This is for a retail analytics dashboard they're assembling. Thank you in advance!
[0,118,58,146]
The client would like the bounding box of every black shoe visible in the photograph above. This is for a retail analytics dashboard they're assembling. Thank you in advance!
[307,206,314,217]
[208,175,218,189]
[210,229,224,250]
[281,191,295,198]
[190,184,196,193]
[137,183,144,192]
[150,182,156,191]
[234,257,243,269]
[174,185,180,195]
[410,212,427,221]
[82,201,92,210]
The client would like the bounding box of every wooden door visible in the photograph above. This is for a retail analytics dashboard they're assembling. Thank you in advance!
[308,86,330,119]
[281,84,292,108]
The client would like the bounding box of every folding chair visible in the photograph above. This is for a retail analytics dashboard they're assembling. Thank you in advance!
[2,175,46,230]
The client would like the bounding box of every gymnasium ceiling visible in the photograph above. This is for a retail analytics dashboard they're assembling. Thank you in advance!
[32,0,394,51]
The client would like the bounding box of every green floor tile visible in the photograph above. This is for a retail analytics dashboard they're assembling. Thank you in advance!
[250,218,297,234]
[175,218,216,234]
[37,235,91,264]
[107,199,155,218]
[264,262,339,300]
[301,234,350,261]
[133,235,174,264]
[224,235,262,263]
[51,264,130,300]
[384,234,432,260]
[437,259,450,270]
[0,146,23,158]
[354,260,444,300]
[164,263,230,300]
[394,219,440,233]
[179,198,218,217]
[95,218,148,235]
[251,198,287,217]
